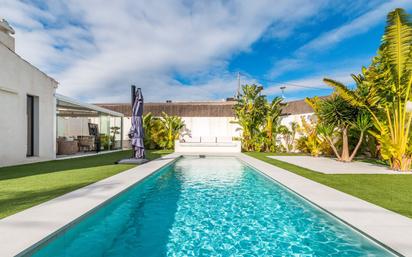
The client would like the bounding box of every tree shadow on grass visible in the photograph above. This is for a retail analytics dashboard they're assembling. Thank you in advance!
[0,150,168,181]
[0,183,90,219]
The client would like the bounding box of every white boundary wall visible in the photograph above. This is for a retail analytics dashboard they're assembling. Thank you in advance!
[122,116,241,143]
[175,140,241,153]
[277,112,315,150]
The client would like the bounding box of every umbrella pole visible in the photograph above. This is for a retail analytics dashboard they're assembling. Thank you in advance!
[117,86,148,165]
[131,85,136,158]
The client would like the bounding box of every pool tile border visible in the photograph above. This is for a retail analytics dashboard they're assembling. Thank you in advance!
[238,153,412,257]
[0,153,180,257]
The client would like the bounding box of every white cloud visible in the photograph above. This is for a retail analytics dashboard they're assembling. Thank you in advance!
[264,66,357,97]
[297,0,412,55]
[268,58,307,78]
[1,0,328,102]
[267,0,412,80]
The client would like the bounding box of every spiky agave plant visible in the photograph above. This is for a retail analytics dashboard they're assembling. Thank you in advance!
[308,95,372,162]
[324,8,412,171]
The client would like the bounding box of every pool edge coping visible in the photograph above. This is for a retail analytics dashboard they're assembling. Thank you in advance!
[0,153,180,257]
[238,153,412,257]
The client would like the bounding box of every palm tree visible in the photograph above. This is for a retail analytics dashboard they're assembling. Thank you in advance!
[297,116,323,157]
[278,125,291,152]
[142,112,155,148]
[158,112,185,149]
[309,95,372,162]
[350,113,373,161]
[314,95,358,161]
[262,96,283,151]
[289,121,298,152]
[324,8,412,170]
[233,84,267,151]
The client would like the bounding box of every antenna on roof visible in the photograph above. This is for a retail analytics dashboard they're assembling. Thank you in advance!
[280,86,286,100]
[235,72,241,99]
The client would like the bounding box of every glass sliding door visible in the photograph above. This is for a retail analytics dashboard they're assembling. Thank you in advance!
[99,114,110,151]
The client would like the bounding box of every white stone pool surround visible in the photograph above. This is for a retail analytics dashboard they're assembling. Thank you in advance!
[268,155,412,174]
[0,153,410,257]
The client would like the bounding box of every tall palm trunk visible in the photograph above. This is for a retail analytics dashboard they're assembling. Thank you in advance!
[348,131,364,162]
[341,126,350,161]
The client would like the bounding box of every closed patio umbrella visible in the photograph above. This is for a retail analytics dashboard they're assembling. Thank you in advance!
[130,87,145,159]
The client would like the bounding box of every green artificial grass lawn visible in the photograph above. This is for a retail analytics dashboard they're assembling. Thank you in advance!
[247,152,412,219]
[0,149,172,219]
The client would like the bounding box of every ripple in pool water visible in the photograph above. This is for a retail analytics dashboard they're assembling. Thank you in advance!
[31,157,395,257]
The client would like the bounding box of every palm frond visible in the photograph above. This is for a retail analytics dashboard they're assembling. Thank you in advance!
[323,78,365,107]
[382,8,412,84]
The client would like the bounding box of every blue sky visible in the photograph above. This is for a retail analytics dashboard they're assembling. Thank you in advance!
[1,0,412,102]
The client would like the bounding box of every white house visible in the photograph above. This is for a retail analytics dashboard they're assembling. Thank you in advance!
[98,100,242,143]
[0,19,58,167]
[99,98,316,140]
[97,98,317,152]
[0,19,124,167]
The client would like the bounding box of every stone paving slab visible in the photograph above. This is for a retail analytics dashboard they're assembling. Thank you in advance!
[268,155,412,174]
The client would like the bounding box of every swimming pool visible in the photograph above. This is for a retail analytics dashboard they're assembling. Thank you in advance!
[30,157,395,256]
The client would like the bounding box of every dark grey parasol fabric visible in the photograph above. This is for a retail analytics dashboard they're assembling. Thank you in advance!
[130,88,145,158]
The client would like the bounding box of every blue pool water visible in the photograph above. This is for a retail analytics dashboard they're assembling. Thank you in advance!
[31,157,394,256]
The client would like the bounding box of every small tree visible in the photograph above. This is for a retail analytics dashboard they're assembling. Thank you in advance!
[309,95,372,162]
[277,125,291,152]
[142,112,156,149]
[288,121,299,152]
[110,126,121,147]
[297,116,323,157]
[262,97,283,152]
[158,112,185,149]
[233,84,267,151]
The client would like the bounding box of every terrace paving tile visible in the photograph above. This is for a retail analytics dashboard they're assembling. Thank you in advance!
[268,155,412,174]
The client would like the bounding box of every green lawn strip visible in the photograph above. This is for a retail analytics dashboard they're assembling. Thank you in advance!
[246,152,412,219]
[0,149,172,219]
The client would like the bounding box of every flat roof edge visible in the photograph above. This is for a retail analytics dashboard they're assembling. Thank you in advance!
[56,94,124,117]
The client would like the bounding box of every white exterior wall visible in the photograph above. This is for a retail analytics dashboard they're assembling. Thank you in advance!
[280,113,315,129]
[181,117,240,140]
[0,43,57,167]
[121,116,241,142]
[175,140,241,153]
[278,112,315,150]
